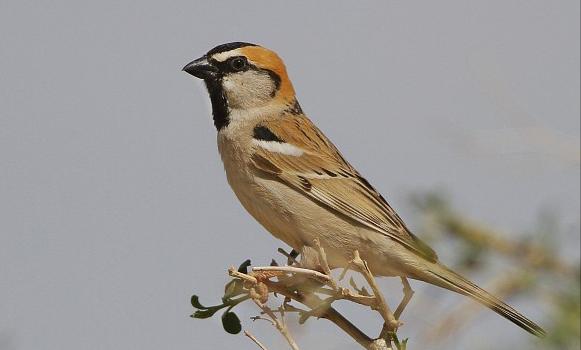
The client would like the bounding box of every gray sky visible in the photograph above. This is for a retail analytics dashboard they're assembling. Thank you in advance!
[0,1,579,349]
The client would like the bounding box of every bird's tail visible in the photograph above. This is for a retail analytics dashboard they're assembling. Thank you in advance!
[423,263,546,337]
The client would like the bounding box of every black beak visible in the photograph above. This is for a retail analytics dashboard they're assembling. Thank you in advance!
[182,56,219,80]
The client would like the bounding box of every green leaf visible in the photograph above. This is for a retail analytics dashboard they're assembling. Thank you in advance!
[237,259,251,274]
[221,311,242,334]
[389,332,408,350]
[193,307,220,319]
[190,295,206,309]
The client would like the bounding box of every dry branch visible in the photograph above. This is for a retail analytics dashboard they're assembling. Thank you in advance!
[224,245,408,350]
[244,330,269,350]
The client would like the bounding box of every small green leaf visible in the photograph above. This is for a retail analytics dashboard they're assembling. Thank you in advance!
[237,259,252,274]
[193,307,220,319]
[221,311,242,334]
[191,295,206,309]
[389,332,407,350]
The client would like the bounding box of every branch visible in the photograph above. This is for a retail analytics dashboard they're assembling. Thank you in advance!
[417,194,577,277]
[244,330,269,350]
[252,266,331,282]
[251,298,299,350]
[224,247,406,350]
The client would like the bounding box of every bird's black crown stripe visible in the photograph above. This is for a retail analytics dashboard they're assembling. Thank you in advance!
[207,42,257,56]
[253,126,284,142]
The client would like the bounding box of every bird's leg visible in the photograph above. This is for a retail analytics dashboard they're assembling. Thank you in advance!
[393,277,414,320]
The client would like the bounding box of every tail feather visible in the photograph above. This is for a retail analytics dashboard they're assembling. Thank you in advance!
[426,265,546,337]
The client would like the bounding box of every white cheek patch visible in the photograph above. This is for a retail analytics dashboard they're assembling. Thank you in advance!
[222,78,236,91]
[222,71,275,109]
[253,139,305,157]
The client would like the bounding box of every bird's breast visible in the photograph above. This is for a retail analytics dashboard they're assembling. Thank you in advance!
[217,133,304,248]
[215,131,414,276]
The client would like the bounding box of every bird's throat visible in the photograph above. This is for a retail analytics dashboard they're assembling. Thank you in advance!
[204,79,229,131]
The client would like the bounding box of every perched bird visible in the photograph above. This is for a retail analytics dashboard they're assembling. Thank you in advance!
[182,42,545,337]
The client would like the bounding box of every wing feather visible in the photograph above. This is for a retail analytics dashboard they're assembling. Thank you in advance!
[250,116,438,262]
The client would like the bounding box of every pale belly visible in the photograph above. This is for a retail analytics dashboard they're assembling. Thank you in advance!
[217,136,423,277]
[223,165,417,276]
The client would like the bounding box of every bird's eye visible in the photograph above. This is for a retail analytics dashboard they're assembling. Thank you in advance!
[229,57,247,71]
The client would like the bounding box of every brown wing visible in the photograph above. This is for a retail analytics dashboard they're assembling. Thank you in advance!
[250,116,438,263]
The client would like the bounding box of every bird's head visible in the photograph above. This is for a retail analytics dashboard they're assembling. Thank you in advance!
[183,42,297,130]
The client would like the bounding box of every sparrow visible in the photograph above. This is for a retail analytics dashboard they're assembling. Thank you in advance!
[182,42,545,337]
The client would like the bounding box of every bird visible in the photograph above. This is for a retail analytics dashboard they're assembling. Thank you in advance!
[182,41,546,337]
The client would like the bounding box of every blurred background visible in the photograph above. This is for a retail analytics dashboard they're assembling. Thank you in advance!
[0,1,579,349]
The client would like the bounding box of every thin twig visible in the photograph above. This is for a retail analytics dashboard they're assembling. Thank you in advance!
[225,252,406,349]
[437,210,577,277]
[338,263,352,281]
[313,238,337,290]
[351,251,400,336]
[252,299,300,350]
[252,266,331,282]
[263,279,376,349]
[316,287,377,307]
[228,267,258,284]
[250,315,276,327]
[394,277,414,320]
[244,330,269,350]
